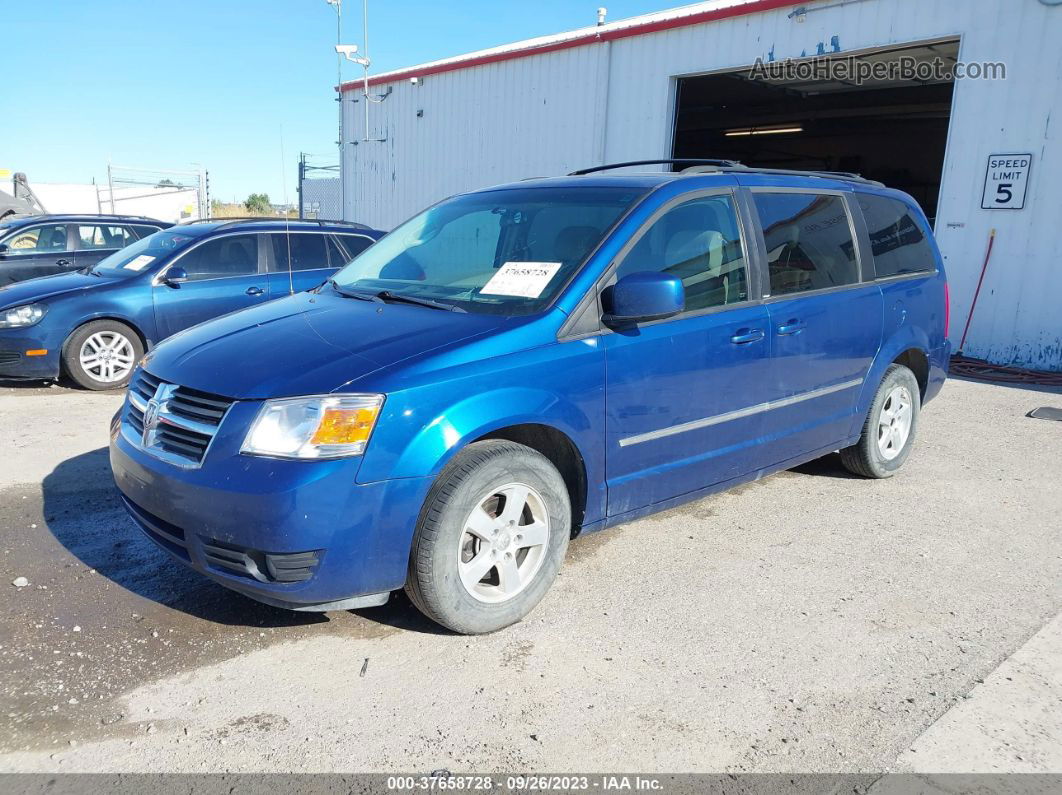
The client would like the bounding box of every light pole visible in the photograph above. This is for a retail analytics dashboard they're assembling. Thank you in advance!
[325,0,343,151]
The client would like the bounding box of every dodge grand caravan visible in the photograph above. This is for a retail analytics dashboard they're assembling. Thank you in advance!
[110,160,950,634]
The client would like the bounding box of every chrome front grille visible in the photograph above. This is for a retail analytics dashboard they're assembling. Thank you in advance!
[123,369,235,468]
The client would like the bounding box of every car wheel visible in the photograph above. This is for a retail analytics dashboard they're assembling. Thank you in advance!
[62,320,143,391]
[840,363,921,478]
[406,440,571,634]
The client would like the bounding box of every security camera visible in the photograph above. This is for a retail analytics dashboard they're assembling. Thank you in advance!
[335,44,359,58]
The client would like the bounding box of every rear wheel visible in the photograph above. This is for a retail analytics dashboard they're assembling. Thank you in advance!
[840,363,921,478]
[406,440,570,634]
[62,320,143,390]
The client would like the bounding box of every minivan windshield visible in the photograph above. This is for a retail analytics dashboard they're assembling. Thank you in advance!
[90,230,199,278]
[329,186,645,314]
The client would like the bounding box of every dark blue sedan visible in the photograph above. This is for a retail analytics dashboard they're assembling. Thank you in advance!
[0,218,382,389]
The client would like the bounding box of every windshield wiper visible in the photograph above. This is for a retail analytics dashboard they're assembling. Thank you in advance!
[375,290,466,313]
[328,279,382,302]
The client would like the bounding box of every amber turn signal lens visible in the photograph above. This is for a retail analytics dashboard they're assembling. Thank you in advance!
[310,406,380,446]
[25,349,48,356]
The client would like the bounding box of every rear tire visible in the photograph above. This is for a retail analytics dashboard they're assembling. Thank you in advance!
[62,320,143,391]
[840,364,921,478]
[406,440,570,634]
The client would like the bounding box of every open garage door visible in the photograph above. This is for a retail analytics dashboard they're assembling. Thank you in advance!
[672,40,958,223]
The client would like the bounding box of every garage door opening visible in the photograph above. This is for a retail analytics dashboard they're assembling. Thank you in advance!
[672,40,958,222]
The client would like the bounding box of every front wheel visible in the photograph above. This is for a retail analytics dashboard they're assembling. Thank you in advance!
[62,320,143,390]
[840,363,921,478]
[406,440,571,634]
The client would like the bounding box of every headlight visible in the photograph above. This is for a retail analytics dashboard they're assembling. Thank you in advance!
[0,303,47,329]
[241,394,384,459]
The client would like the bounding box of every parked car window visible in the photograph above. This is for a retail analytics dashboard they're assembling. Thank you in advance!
[857,194,936,278]
[77,224,136,250]
[330,186,643,315]
[130,224,163,239]
[753,193,858,295]
[269,233,330,272]
[2,224,69,254]
[336,233,372,262]
[178,234,259,280]
[616,194,749,311]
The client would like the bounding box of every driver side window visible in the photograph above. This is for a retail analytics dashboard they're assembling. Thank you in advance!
[616,194,748,312]
[177,234,259,281]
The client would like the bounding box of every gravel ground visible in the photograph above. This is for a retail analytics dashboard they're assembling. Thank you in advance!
[0,376,1059,772]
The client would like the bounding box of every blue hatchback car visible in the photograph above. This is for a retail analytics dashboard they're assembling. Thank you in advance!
[0,219,382,389]
[110,162,949,634]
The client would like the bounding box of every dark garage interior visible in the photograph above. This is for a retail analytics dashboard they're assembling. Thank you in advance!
[672,41,958,222]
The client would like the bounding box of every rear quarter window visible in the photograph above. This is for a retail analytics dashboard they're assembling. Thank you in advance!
[857,194,937,278]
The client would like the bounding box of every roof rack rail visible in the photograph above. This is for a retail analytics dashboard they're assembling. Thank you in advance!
[567,159,883,187]
[178,217,371,231]
[84,213,164,220]
[569,159,743,176]
[679,163,883,186]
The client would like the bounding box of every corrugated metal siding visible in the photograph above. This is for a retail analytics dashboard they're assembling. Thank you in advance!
[343,0,1062,369]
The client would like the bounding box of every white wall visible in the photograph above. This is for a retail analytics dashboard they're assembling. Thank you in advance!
[33,183,201,223]
[343,0,1062,370]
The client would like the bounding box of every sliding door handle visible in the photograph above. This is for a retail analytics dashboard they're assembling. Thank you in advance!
[776,320,806,336]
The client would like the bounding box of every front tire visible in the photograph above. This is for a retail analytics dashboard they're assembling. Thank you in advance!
[62,320,143,390]
[406,440,571,634]
[840,364,921,478]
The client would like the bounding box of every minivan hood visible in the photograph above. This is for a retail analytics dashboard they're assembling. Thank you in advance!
[144,291,509,399]
[0,271,117,308]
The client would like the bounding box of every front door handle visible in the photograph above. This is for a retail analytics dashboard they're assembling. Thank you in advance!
[246,286,265,296]
[776,319,806,336]
[56,258,72,267]
[730,328,765,344]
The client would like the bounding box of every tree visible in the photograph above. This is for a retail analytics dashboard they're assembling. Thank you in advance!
[244,193,271,214]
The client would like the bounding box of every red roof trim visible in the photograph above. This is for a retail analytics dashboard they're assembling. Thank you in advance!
[340,0,796,91]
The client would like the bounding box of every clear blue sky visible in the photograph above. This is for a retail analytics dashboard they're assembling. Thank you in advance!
[0,0,682,204]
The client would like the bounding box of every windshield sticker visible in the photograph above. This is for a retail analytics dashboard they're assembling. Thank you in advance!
[124,255,156,271]
[480,262,562,299]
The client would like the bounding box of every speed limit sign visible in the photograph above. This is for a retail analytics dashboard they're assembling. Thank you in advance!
[982,153,1032,210]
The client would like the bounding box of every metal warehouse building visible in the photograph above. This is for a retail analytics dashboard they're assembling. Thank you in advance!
[339,0,1062,370]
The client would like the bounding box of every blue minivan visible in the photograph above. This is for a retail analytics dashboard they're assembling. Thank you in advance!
[110,162,950,634]
[0,219,381,389]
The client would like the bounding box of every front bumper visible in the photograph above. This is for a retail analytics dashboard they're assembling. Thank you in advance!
[110,407,433,609]
[0,330,61,379]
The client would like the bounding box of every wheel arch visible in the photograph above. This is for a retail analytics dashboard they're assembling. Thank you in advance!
[62,314,148,355]
[364,386,601,531]
[473,423,588,533]
[851,327,932,438]
[891,348,929,400]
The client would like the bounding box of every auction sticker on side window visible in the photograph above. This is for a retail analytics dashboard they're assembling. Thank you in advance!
[123,255,156,272]
[480,262,562,298]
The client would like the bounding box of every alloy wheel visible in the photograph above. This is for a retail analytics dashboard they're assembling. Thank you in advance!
[457,482,551,604]
[79,331,135,383]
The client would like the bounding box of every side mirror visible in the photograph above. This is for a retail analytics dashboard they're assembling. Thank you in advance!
[0,243,8,257]
[162,266,189,286]
[602,271,684,326]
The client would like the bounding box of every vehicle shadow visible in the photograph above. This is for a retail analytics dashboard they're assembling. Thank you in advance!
[40,446,448,633]
[786,452,863,479]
